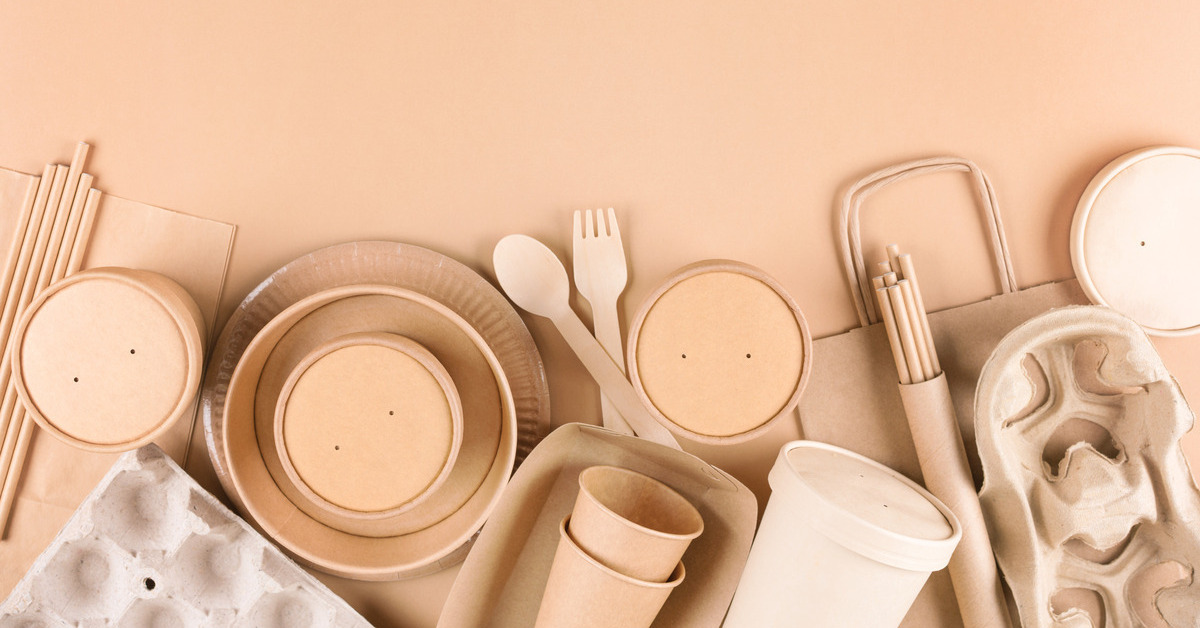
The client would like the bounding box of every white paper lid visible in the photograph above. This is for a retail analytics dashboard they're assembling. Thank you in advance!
[769,441,961,572]
[1072,146,1200,335]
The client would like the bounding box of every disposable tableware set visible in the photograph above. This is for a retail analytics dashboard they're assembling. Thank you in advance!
[3,144,1200,628]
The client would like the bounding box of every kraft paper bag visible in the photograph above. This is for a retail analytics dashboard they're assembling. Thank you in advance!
[798,157,1088,628]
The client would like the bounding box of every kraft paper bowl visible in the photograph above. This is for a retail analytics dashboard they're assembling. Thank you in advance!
[223,283,516,580]
[12,267,206,453]
[269,331,465,538]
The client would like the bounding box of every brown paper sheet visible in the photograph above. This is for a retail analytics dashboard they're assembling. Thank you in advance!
[0,166,235,597]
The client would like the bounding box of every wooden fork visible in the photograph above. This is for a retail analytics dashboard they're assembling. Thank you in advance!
[572,208,632,435]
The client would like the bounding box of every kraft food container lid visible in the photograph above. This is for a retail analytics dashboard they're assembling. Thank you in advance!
[627,260,812,445]
[768,441,961,572]
[277,331,463,515]
[1071,146,1200,336]
[13,267,205,452]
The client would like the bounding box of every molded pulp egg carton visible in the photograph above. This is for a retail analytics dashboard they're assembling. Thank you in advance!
[0,445,371,628]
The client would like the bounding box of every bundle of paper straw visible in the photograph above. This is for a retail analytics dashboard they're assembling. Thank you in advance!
[873,243,1013,628]
[0,142,101,537]
[873,243,940,385]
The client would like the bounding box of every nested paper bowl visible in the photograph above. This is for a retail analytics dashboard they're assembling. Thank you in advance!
[250,286,504,538]
[223,283,516,580]
[12,267,206,453]
[267,331,465,538]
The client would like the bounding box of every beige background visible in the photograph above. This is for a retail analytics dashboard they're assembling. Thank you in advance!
[5,2,1200,626]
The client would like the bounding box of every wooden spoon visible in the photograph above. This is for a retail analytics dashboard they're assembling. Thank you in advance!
[492,235,679,450]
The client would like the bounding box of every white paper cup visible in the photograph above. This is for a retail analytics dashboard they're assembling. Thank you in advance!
[570,465,703,582]
[534,516,685,628]
[722,441,961,628]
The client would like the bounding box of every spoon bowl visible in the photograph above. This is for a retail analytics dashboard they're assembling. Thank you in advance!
[492,235,571,319]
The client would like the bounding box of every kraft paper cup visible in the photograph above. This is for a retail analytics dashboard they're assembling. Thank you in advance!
[722,441,962,628]
[570,465,703,582]
[534,516,684,628]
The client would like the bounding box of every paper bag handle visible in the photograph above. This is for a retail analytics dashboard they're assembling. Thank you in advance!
[837,156,1018,328]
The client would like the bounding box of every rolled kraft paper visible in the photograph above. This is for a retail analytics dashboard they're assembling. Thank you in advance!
[898,374,1012,628]
[534,516,685,628]
[571,465,703,582]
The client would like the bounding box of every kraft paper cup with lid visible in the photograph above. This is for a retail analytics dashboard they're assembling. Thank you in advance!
[570,465,703,583]
[722,441,962,628]
[12,267,206,452]
[270,331,465,538]
[534,516,685,628]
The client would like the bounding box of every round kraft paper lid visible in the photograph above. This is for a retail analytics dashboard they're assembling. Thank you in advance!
[13,267,205,452]
[279,333,461,514]
[1072,146,1200,335]
[628,261,811,444]
[769,441,961,572]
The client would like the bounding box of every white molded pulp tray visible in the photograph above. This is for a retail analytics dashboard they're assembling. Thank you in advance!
[0,445,371,628]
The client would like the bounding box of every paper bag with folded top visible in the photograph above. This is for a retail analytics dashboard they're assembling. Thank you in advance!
[797,156,1088,628]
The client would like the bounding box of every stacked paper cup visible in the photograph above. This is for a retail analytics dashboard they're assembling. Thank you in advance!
[535,466,703,628]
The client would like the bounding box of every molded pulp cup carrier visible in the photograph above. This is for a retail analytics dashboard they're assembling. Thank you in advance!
[723,441,961,628]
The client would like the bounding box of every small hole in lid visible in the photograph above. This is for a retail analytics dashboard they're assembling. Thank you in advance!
[681,354,687,359]
[389,410,394,416]
[130,349,136,354]
[73,377,79,383]
[746,353,751,358]
[143,577,155,591]
[334,445,340,451]
[1140,241,1146,247]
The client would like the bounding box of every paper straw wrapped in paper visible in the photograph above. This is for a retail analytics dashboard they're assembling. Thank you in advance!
[875,246,1012,628]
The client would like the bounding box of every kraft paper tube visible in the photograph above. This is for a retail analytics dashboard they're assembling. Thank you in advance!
[0,147,89,531]
[898,254,940,375]
[871,275,886,320]
[0,166,65,475]
[898,280,935,382]
[898,374,1012,628]
[886,285,923,384]
[876,287,910,385]
[535,516,684,628]
[0,186,103,533]
[886,243,902,279]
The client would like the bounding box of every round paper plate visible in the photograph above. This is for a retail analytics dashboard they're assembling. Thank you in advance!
[1072,146,1200,336]
[271,331,465,537]
[202,241,548,497]
[626,260,812,444]
[255,291,500,539]
[13,267,206,452]
[224,284,516,579]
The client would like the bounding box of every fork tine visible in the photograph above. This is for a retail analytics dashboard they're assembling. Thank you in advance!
[585,208,595,238]
[595,207,607,237]
[606,208,619,239]
[573,209,583,240]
